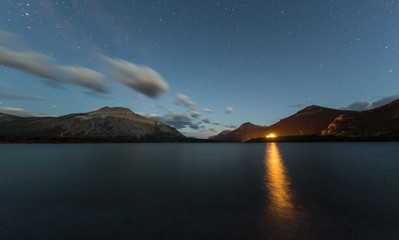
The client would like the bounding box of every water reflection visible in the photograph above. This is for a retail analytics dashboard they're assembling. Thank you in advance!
[264,143,309,238]
[265,142,295,219]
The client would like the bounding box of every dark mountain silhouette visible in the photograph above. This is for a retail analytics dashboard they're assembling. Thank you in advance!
[0,107,184,142]
[208,130,232,141]
[220,100,399,141]
[2,99,399,143]
[220,122,268,142]
[322,99,399,136]
[264,105,355,136]
[222,106,354,142]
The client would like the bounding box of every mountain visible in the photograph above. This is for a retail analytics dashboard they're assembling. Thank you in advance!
[222,122,268,142]
[208,130,232,141]
[222,106,354,142]
[264,105,355,136]
[322,99,399,136]
[0,112,21,120]
[0,107,184,142]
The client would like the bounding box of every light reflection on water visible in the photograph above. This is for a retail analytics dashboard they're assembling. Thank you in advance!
[264,143,309,239]
[265,142,295,218]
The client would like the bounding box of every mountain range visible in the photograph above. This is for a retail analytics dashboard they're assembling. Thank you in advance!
[0,107,184,142]
[211,99,399,142]
[1,99,399,143]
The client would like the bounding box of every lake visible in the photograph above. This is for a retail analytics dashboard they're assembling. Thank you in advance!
[1,143,399,239]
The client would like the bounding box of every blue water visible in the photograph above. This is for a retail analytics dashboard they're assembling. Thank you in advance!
[1,143,399,239]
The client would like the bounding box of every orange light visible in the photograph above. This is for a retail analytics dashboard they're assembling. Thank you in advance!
[266,133,276,138]
[265,143,294,218]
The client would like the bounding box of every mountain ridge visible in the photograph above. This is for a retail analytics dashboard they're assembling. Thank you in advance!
[322,99,399,136]
[0,107,185,142]
[211,100,399,142]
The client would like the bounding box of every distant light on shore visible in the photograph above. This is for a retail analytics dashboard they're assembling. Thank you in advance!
[266,133,276,138]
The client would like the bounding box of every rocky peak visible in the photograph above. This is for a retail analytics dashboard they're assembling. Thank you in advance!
[94,106,134,114]
[88,106,142,118]
[240,122,256,128]
[295,105,327,116]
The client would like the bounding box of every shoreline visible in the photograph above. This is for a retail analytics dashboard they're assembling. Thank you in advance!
[1,135,398,143]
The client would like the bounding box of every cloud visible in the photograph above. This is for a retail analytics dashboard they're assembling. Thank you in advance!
[203,108,213,113]
[0,32,108,93]
[225,106,234,113]
[202,118,211,124]
[0,107,54,117]
[224,124,237,129]
[342,101,370,111]
[136,112,160,118]
[103,56,169,98]
[159,109,201,130]
[189,123,202,130]
[0,92,45,101]
[176,93,197,107]
[289,103,306,108]
[212,121,221,125]
[189,109,201,119]
[342,95,399,111]
[0,30,21,50]
[0,30,172,99]
[56,66,108,92]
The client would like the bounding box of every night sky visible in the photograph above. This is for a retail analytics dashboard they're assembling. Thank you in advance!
[0,0,398,138]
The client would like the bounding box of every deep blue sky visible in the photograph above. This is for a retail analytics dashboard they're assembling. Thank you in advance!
[0,0,398,138]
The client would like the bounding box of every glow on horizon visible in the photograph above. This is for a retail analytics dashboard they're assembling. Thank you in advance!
[266,133,276,138]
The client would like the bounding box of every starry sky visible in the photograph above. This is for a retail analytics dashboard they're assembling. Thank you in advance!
[0,0,398,138]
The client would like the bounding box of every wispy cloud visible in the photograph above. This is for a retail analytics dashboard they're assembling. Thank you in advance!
[189,109,201,119]
[341,95,399,111]
[288,103,306,108]
[212,121,221,125]
[0,106,54,117]
[0,31,108,93]
[159,109,201,130]
[202,118,211,124]
[102,56,169,98]
[0,30,171,98]
[0,30,21,49]
[0,86,45,101]
[203,108,212,113]
[0,92,45,101]
[176,93,197,107]
[225,106,234,113]
[224,124,237,129]
[137,112,161,118]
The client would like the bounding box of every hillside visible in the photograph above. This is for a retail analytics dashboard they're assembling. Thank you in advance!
[322,99,399,136]
[0,107,184,142]
[222,106,354,142]
[219,100,399,142]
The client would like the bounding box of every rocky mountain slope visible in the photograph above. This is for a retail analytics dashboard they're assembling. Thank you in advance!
[221,106,353,142]
[208,130,232,141]
[264,106,355,136]
[220,122,268,142]
[0,107,184,142]
[322,99,399,136]
[217,100,399,142]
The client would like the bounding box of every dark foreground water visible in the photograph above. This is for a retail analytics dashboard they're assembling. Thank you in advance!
[1,143,399,239]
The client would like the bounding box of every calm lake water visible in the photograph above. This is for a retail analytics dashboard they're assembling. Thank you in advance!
[1,143,399,239]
